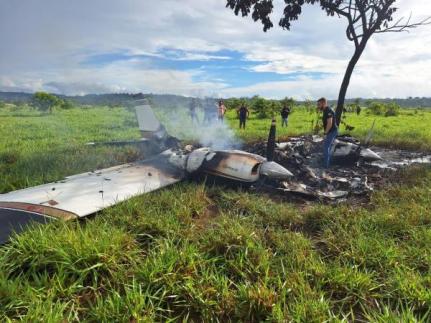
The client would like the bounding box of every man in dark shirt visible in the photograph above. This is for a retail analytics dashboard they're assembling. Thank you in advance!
[237,104,250,129]
[317,97,338,168]
[280,105,291,127]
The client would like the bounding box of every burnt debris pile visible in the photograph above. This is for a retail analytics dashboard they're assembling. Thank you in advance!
[247,135,431,202]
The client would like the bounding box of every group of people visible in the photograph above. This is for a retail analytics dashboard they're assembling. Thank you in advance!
[189,99,227,124]
[188,97,339,168]
[236,104,290,130]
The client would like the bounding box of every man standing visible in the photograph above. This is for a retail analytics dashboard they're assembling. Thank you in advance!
[280,105,291,127]
[317,98,338,168]
[218,100,227,122]
[237,104,249,129]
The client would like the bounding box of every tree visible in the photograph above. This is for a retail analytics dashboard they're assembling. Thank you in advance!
[60,99,74,110]
[251,96,270,118]
[31,92,60,113]
[225,97,244,111]
[281,97,295,110]
[225,0,430,124]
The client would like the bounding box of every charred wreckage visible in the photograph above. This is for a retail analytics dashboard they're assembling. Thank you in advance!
[0,101,430,243]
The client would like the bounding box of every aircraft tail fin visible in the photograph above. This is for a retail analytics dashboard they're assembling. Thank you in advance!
[134,101,167,140]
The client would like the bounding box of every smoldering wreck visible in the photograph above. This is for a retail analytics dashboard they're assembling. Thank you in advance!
[0,100,430,243]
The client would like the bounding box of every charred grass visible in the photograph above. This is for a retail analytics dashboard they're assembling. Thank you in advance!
[1,106,431,321]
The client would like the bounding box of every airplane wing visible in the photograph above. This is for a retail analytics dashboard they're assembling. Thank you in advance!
[0,156,184,244]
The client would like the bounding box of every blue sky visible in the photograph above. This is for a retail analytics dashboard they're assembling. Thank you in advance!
[0,0,430,99]
[81,49,332,88]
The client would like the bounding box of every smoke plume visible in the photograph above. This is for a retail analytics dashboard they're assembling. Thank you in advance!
[155,97,241,150]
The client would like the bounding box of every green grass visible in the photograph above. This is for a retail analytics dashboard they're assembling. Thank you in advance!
[223,108,431,151]
[1,105,431,321]
[0,106,140,192]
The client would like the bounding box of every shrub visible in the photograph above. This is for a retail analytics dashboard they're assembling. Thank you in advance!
[31,92,61,113]
[367,102,401,117]
[60,99,74,110]
[368,102,386,116]
[252,96,270,119]
[251,96,284,119]
[385,103,400,117]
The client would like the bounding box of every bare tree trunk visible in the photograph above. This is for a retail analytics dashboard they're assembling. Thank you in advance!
[335,41,368,125]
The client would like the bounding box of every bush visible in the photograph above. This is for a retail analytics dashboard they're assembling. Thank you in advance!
[385,103,400,117]
[252,96,270,119]
[368,102,386,116]
[60,99,74,110]
[31,92,61,113]
[250,96,284,119]
[367,102,401,117]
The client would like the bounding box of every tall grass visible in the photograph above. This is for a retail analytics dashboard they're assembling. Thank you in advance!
[0,105,430,321]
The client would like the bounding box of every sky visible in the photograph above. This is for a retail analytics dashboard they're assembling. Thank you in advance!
[0,0,430,100]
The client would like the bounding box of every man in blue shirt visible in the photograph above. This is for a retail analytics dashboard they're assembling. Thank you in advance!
[317,97,338,168]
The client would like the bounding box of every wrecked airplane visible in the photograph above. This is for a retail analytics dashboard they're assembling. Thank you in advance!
[250,134,430,201]
[0,101,292,244]
[1,101,430,244]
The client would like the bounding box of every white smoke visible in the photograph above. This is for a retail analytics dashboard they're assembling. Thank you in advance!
[156,97,241,150]
[196,119,239,150]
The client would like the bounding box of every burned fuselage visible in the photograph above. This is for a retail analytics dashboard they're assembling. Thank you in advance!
[162,147,293,183]
[331,136,382,165]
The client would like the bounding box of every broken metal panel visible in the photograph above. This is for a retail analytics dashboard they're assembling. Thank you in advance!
[250,135,431,201]
[186,148,213,173]
[86,138,150,147]
[0,202,78,221]
[318,190,348,199]
[0,158,183,218]
[0,208,53,244]
[370,149,431,169]
[256,136,431,200]
[332,140,361,161]
[360,148,383,161]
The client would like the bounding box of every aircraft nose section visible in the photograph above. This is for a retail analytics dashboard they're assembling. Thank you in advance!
[360,148,383,161]
[260,161,293,180]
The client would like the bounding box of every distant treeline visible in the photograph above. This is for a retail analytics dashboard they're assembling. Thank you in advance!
[0,91,430,108]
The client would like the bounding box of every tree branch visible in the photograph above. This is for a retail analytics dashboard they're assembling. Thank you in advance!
[375,15,431,33]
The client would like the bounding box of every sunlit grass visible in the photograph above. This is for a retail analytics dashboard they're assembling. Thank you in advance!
[0,105,431,321]
[224,108,431,151]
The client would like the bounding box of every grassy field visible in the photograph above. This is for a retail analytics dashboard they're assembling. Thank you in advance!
[223,108,431,151]
[1,105,431,321]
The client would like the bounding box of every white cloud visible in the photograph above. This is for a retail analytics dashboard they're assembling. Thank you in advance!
[0,0,430,98]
